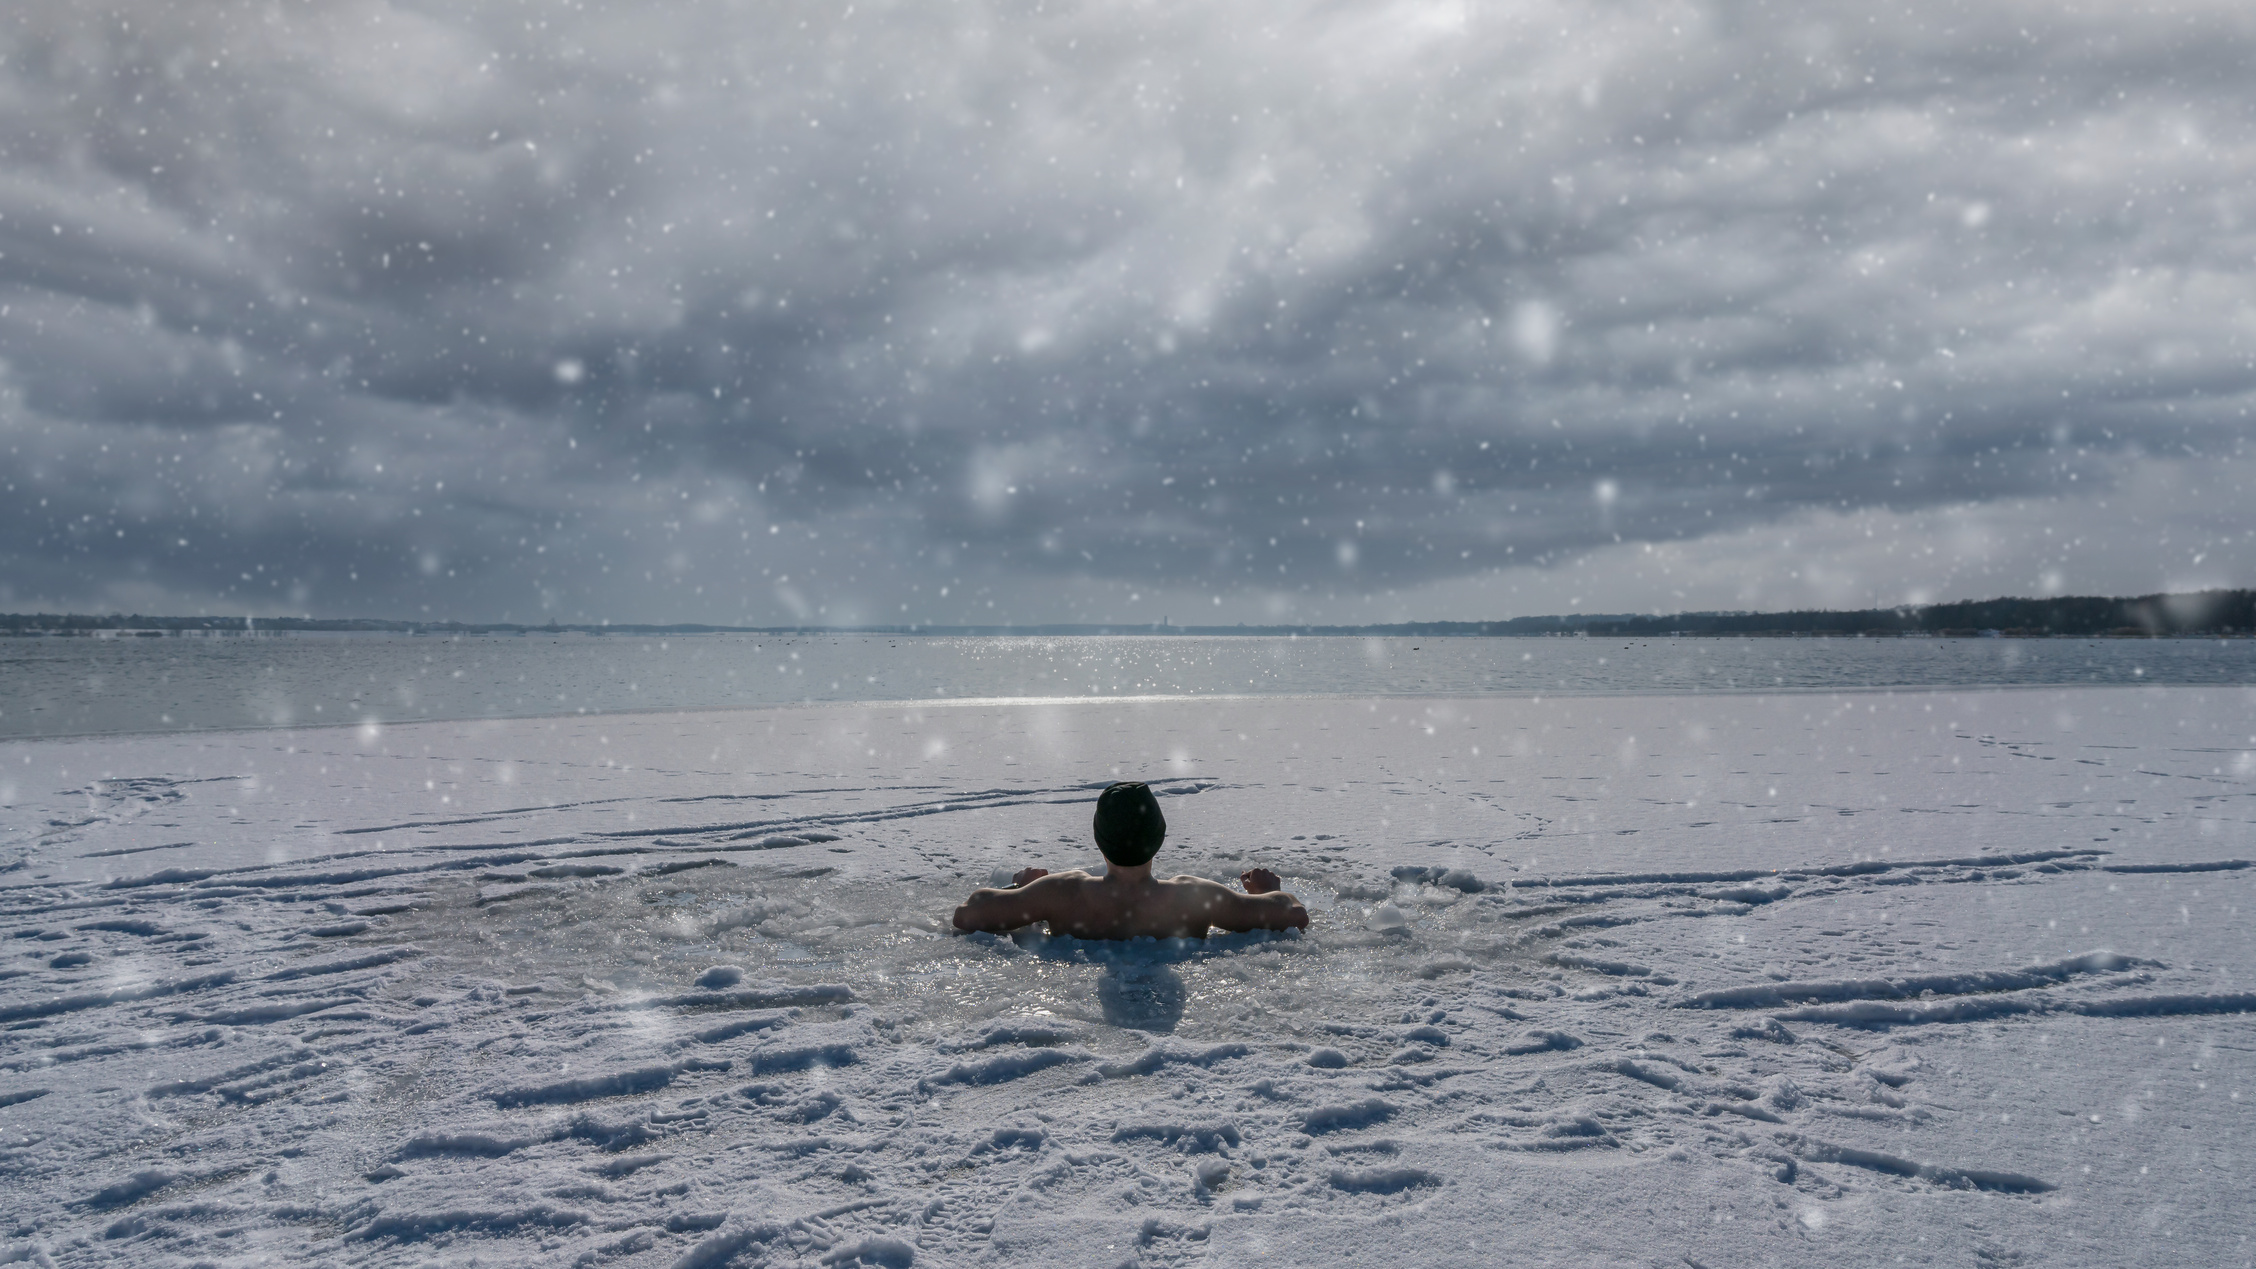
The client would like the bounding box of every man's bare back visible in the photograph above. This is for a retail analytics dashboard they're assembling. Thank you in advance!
[954,779,1308,939]
[952,862,1309,939]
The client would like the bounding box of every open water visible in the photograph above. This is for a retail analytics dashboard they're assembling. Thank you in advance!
[3,631,2252,740]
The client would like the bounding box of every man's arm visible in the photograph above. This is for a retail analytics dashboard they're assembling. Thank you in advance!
[1202,868,1309,933]
[951,870,1082,933]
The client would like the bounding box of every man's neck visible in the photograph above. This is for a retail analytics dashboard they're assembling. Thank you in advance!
[1102,861,1154,885]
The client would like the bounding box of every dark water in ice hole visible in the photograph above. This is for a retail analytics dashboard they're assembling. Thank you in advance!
[386,859,1482,1046]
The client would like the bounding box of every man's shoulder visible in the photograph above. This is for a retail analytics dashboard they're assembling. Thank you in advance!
[1023,869,1097,890]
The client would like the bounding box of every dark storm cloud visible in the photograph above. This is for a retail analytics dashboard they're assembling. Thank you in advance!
[3,0,2252,622]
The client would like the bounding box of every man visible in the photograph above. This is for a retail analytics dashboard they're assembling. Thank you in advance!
[951,781,1309,938]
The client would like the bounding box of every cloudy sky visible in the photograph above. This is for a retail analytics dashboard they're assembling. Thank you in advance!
[3,0,2252,626]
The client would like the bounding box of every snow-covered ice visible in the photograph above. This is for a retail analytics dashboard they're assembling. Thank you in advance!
[2,687,2251,1265]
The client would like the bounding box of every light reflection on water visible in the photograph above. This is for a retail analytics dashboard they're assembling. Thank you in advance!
[6,631,2252,739]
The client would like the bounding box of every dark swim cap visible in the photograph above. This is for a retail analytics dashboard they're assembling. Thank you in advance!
[1093,781,1166,867]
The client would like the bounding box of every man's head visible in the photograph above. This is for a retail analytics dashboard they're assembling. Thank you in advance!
[1093,781,1166,868]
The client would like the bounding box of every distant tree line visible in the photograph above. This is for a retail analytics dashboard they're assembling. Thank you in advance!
[3,588,2250,638]
[1302,588,2253,638]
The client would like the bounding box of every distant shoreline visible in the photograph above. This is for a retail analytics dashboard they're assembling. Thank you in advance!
[3,586,2251,639]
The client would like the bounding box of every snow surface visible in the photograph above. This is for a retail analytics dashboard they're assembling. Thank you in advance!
[2,687,2252,1266]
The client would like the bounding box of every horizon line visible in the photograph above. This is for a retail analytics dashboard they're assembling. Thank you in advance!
[3,586,2250,636]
